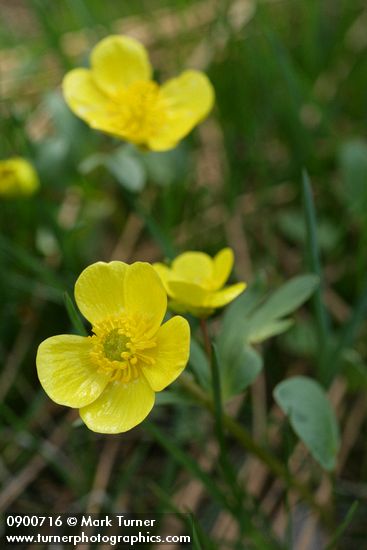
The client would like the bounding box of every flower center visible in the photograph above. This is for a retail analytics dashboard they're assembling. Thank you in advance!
[90,315,157,383]
[103,329,129,362]
[111,81,166,144]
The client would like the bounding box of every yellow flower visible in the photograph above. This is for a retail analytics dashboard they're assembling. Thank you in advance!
[154,248,246,317]
[36,261,190,433]
[62,35,214,151]
[0,157,39,197]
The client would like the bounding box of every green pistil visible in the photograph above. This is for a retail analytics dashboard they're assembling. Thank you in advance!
[103,329,129,362]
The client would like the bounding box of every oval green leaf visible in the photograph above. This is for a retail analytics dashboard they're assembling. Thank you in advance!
[273,376,340,471]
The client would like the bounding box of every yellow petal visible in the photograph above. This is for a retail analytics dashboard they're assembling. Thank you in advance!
[91,35,152,96]
[152,262,172,289]
[75,261,127,325]
[62,68,117,130]
[208,283,247,308]
[124,262,167,336]
[167,280,208,307]
[36,335,109,408]
[0,157,39,197]
[169,301,214,318]
[172,251,213,287]
[148,70,214,151]
[161,70,214,115]
[213,248,234,290]
[142,316,190,391]
[80,375,155,433]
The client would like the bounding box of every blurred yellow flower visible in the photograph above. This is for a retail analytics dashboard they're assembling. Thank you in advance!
[37,261,190,433]
[154,248,246,318]
[0,157,39,197]
[62,35,214,151]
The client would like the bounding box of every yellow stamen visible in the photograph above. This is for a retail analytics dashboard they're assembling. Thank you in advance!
[109,81,167,145]
[90,314,156,382]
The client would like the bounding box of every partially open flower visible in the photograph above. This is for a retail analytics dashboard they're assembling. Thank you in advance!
[154,248,246,318]
[0,157,39,197]
[37,261,190,433]
[62,35,214,151]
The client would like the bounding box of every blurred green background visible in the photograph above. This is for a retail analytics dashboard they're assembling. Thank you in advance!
[1,0,367,548]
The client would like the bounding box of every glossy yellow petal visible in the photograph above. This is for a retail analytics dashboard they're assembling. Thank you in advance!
[169,301,214,318]
[213,248,234,290]
[75,261,127,325]
[148,70,214,150]
[167,280,208,306]
[91,35,152,96]
[208,282,247,308]
[124,262,167,336]
[161,71,214,117]
[62,68,117,129]
[36,335,109,408]
[80,375,154,433]
[152,262,172,289]
[172,251,213,287]
[142,316,190,391]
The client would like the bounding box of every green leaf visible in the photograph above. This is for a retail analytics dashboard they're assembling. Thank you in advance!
[37,136,70,173]
[244,274,318,344]
[189,339,211,390]
[80,146,147,192]
[281,320,318,357]
[44,92,81,141]
[220,345,263,400]
[221,282,264,335]
[217,283,264,354]
[140,146,188,187]
[273,376,340,470]
[105,146,146,192]
[217,285,264,398]
[79,152,107,174]
[248,318,294,344]
[216,276,317,398]
[250,274,319,324]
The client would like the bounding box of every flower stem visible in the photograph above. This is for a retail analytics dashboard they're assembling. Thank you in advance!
[200,318,212,362]
[178,372,331,525]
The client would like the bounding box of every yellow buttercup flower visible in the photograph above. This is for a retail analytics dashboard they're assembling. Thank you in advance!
[36,261,190,433]
[0,157,39,197]
[62,35,214,151]
[154,248,246,318]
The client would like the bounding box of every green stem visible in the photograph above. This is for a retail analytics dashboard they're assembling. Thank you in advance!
[211,344,247,535]
[178,373,331,525]
[200,318,212,362]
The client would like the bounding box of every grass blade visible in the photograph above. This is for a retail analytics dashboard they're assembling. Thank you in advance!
[302,170,331,385]
[325,501,359,550]
[63,291,88,336]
